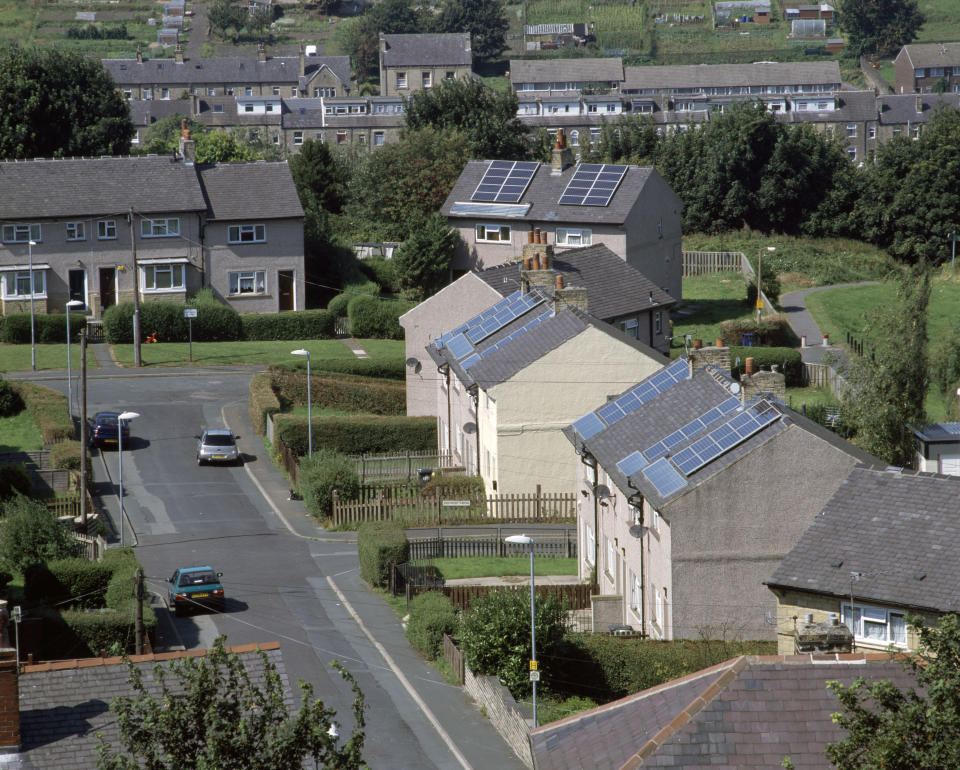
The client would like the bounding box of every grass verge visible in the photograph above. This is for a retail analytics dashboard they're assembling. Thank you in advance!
[0,343,96,373]
[431,556,578,580]
[0,409,44,452]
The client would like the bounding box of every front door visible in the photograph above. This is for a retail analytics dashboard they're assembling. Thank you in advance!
[278,270,294,311]
[68,269,87,308]
[99,268,116,312]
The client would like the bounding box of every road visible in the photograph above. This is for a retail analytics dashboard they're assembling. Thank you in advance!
[25,364,526,770]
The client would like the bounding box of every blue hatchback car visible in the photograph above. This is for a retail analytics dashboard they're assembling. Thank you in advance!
[167,566,225,616]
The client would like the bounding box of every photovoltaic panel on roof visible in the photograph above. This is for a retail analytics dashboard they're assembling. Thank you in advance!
[558,164,628,207]
[445,333,473,361]
[642,396,742,461]
[672,404,781,476]
[616,450,648,478]
[438,291,520,349]
[460,353,482,370]
[471,160,540,203]
[596,400,625,426]
[480,309,552,358]
[573,412,606,441]
[466,291,546,347]
[643,457,687,498]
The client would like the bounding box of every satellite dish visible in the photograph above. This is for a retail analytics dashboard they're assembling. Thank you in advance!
[405,357,420,368]
[729,382,741,395]
[628,524,647,538]
[463,422,477,435]
[595,484,612,500]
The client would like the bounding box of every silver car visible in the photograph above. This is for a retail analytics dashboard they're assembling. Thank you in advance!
[196,429,241,466]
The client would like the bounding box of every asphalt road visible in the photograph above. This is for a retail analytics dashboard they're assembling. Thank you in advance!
[21,365,526,770]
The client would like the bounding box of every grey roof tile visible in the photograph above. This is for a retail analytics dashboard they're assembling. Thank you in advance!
[509,58,624,84]
[878,93,960,124]
[198,161,303,220]
[102,55,350,89]
[899,42,960,69]
[380,33,472,67]
[622,61,841,90]
[783,90,879,123]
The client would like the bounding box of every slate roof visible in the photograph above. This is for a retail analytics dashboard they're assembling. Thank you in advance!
[128,98,191,127]
[379,33,472,67]
[899,42,960,69]
[198,162,303,220]
[442,160,661,226]
[878,93,960,124]
[102,55,350,89]
[622,61,841,91]
[529,654,919,770]
[782,90,878,123]
[509,58,624,84]
[766,466,960,613]
[0,156,207,218]
[16,643,290,770]
[912,421,960,442]
[474,244,676,320]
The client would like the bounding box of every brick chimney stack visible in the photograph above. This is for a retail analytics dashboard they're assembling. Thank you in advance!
[175,43,184,64]
[258,42,267,63]
[179,120,195,166]
[550,129,574,175]
[0,648,19,753]
[136,43,143,64]
[299,41,306,77]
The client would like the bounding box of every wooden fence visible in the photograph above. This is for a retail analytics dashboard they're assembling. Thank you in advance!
[803,362,849,398]
[73,532,107,561]
[406,582,594,611]
[348,450,460,483]
[330,486,576,527]
[682,250,742,276]
[277,437,300,488]
[443,634,465,685]
[408,531,577,560]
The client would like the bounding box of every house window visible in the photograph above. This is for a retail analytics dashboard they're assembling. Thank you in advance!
[141,263,185,292]
[606,103,617,112]
[847,146,857,160]
[1,270,45,299]
[244,104,254,113]
[358,134,367,145]
[144,88,152,100]
[98,220,117,240]
[446,71,455,80]
[266,103,275,113]
[272,86,280,95]
[439,418,448,451]
[160,88,170,100]
[475,224,510,243]
[654,311,663,335]
[294,131,303,145]
[587,104,598,113]
[606,537,615,578]
[841,603,908,647]
[630,572,641,612]
[2,224,41,243]
[214,104,224,113]
[868,125,877,139]
[652,509,661,533]
[272,132,280,145]
[555,228,592,246]
[226,87,234,96]
[291,87,298,96]
[654,587,663,626]
[622,318,639,338]
[422,71,432,88]
[228,224,266,243]
[245,87,253,96]
[569,130,580,146]
[657,217,663,237]
[336,131,347,144]
[912,125,922,139]
[374,131,385,146]
[396,72,407,89]
[123,89,132,99]
[585,525,595,566]
[228,270,267,295]
[846,123,857,138]
[140,218,180,238]
[208,87,216,96]
[455,423,462,456]
[66,222,86,241]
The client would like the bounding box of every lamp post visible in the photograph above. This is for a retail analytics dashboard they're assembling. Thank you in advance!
[291,349,312,458]
[505,533,537,727]
[117,411,140,547]
[28,240,37,371]
[65,300,84,420]
[756,246,775,323]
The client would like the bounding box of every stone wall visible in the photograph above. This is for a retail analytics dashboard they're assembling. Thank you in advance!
[741,369,786,401]
[462,664,534,768]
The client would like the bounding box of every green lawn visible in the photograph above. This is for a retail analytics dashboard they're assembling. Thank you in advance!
[0,344,96,373]
[0,410,44,452]
[671,272,754,353]
[784,386,839,413]
[432,556,578,580]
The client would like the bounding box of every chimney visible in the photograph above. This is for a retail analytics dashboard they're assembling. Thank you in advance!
[179,119,195,166]
[299,41,306,77]
[555,274,565,291]
[136,43,143,64]
[175,43,184,64]
[0,648,19,753]
[745,356,756,376]
[380,32,389,53]
[740,363,786,402]
[550,129,574,174]
[794,613,853,654]
[258,42,267,63]
[553,280,589,314]
[916,94,923,113]
[688,345,731,374]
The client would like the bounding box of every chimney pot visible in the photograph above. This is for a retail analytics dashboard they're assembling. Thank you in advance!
[556,274,565,291]
[829,613,840,625]
[527,230,534,244]
[805,612,814,625]
[524,256,533,270]
[745,356,756,376]
[534,228,541,243]
[541,253,550,269]
[533,254,541,270]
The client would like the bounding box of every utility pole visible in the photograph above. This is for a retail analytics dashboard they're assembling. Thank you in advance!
[135,567,144,654]
[129,206,142,367]
[79,328,88,528]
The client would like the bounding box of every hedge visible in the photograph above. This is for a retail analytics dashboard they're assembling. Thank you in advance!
[0,377,25,416]
[278,357,404,380]
[422,474,484,496]
[249,370,282,436]
[298,450,360,519]
[728,346,803,387]
[271,369,405,415]
[0,313,81,344]
[357,520,408,588]
[240,309,336,341]
[102,547,141,611]
[275,414,436,457]
[49,440,82,471]
[346,295,411,340]
[406,591,457,660]
[37,604,156,659]
[104,299,242,344]
[718,315,793,348]
[13,381,73,443]
[25,558,113,609]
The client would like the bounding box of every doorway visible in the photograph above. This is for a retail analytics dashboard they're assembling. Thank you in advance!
[99,267,116,312]
[278,270,294,311]
[68,269,87,308]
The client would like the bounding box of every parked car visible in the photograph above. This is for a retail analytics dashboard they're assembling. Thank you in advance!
[167,566,225,616]
[196,428,240,465]
[89,412,130,449]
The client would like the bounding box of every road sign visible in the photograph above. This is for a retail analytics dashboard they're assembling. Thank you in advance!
[442,500,471,507]
[184,308,198,318]
[529,670,540,682]
[529,660,538,670]
[755,298,763,310]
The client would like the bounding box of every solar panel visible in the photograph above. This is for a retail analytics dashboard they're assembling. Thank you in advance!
[573,412,606,441]
[471,160,540,203]
[445,333,473,361]
[672,405,781,477]
[643,458,687,498]
[558,164,628,207]
[465,292,547,347]
[616,450,648,478]
[596,400,625,426]
[460,353,482,370]
[438,292,520,349]
[479,309,552,358]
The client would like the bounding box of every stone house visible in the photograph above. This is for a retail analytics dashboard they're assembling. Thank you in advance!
[378,33,473,97]
[894,42,960,94]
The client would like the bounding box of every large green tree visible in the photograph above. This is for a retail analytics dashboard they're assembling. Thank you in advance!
[827,613,960,769]
[838,0,924,56]
[0,494,78,573]
[138,113,205,155]
[436,0,509,61]
[208,0,248,41]
[0,44,133,159]
[392,212,460,299]
[289,138,350,215]
[97,636,365,770]
[404,78,531,159]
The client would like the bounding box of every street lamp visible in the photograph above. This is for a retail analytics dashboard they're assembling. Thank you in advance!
[756,246,775,323]
[65,300,84,421]
[291,349,312,458]
[505,533,537,727]
[28,240,37,371]
[117,411,140,547]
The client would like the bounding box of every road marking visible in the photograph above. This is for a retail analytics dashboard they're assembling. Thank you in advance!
[326,575,474,770]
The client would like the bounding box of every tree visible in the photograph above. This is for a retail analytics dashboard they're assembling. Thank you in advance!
[289,139,350,215]
[930,320,960,420]
[208,0,247,41]
[841,263,930,465]
[404,78,532,159]
[0,44,133,159]
[458,588,567,697]
[392,212,460,299]
[138,114,205,155]
[194,131,257,163]
[97,636,365,769]
[580,114,659,165]
[826,613,960,769]
[0,494,78,573]
[436,0,509,61]
[837,0,924,56]
[248,4,274,39]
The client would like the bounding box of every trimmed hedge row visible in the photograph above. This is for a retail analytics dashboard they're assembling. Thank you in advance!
[275,414,436,457]
[728,346,803,387]
[13,381,73,443]
[0,313,82,344]
[25,558,113,609]
[718,315,793,348]
[278,357,404,380]
[346,295,411,340]
[357,520,408,588]
[271,369,405,416]
[240,309,335,341]
[249,371,282,436]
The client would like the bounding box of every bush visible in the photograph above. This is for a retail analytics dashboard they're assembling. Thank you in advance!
[249,371,282,436]
[275,414,436,457]
[718,315,794,347]
[298,450,360,519]
[240,309,336,341]
[24,558,112,609]
[49,440,82,471]
[421,474,485,496]
[13,382,73,443]
[104,299,242,343]
[357,520,408,588]
[0,465,31,501]
[327,286,379,317]
[359,256,399,293]
[0,495,78,572]
[0,377,24,416]
[102,547,140,610]
[37,604,156,659]
[0,313,81,344]
[746,272,782,304]
[728,346,803,386]
[277,357,405,380]
[406,591,457,660]
[271,369,405,415]
[346,295,411,339]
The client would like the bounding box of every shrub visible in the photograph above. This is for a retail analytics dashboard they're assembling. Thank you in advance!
[0,465,31,501]
[0,571,12,592]
[718,315,794,347]
[38,604,156,659]
[49,440,82,471]
[240,309,336,341]
[357,520,408,588]
[298,449,360,519]
[0,495,78,572]
[327,286,379,317]
[104,299,242,343]
[275,414,436,456]
[102,547,140,610]
[277,357,405,380]
[728,346,803,386]
[421,474,485,496]
[746,272,782,304]
[0,377,24,416]
[25,558,112,609]
[271,369,405,415]
[13,382,73,443]
[184,296,242,341]
[249,371,282,436]
[406,591,457,660]
[359,256,399,293]
[347,295,410,339]
[0,313,81,344]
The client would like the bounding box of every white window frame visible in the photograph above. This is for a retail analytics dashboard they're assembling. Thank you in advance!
[140,217,180,238]
[422,71,432,88]
[475,224,511,243]
[245,86,253,96]
[846,123,857,138]
[868,125,877,139]
[655,587,663,627]
[455,423,463,456]
[654,311,663,335]
[1,270,46,300]
[141,263,185,293]
[841,603,908,648]
[228,224,266,244]
[160,88,170,100]
[2,223,41,244]
[66,222,86,241]
[374,131,385,146]
[585,525,595,566]
[439,418,448,451]
[97,220,117,240]
[630,572,641,612]
[555,227,592,246]
[605,537,615,578]
[228,269,267,295]
[396,71,407,89]
[294,131,304,145]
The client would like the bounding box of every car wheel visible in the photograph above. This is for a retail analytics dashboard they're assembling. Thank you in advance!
[197,455,203,466]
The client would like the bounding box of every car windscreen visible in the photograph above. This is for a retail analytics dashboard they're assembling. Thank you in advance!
[97,416,118,427]
[203,435,235,446]
[179,572,218,587]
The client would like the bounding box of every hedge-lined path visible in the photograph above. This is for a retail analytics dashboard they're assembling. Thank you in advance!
[340,337,370,359]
